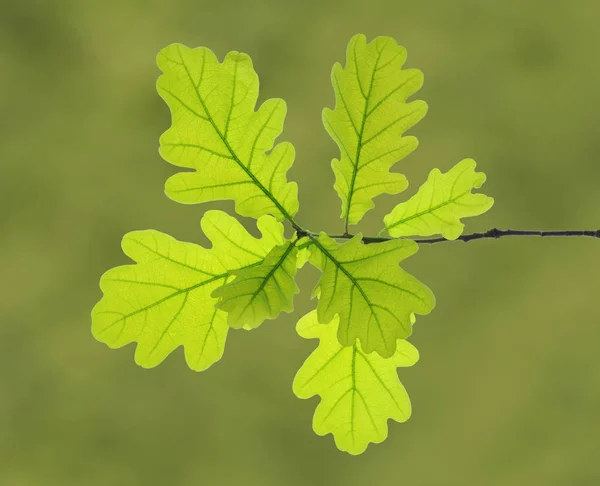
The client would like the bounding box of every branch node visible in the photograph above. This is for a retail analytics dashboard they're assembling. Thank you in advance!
[488,228,501,238]
[296,229,309,240]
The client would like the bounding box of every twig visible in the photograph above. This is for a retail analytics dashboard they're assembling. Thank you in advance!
[305,228,600,245]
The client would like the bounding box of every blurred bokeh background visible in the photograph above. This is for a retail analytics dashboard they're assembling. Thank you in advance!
[2,0,599,484]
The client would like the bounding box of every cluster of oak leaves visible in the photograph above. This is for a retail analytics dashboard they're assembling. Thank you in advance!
[91,34,493,454]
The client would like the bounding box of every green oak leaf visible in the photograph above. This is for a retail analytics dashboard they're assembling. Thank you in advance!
[323,33,427,227]
[381,158,494,239]
[211,241,299,329]
[293,310,418,455]
[309,233,434,357]
[91,210,284,371]
[295,237,313,269]
[157,43,299,221]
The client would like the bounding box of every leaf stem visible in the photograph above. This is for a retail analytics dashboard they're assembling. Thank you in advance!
[307,228,600,245]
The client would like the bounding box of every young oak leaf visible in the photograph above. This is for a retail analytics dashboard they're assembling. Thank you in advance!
[309,233,435,357]
[295,237,313,269]
[218,237,311,331]
[381,158,494,239]
[293,310,419,455]
[323,33,427,227]
[91,210,284,371]
[211,241,299,329]
[156,43,299,222]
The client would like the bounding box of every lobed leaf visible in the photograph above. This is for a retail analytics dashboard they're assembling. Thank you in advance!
[323,33,427,227]
[309,233,435,357]
[157,43,299,221]
[293,310,418,455]
[211,241,299,329]
[91,210,284,371]
[381,158,494,239]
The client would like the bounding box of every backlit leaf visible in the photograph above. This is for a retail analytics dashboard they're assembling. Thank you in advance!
[381,158,494,239]
[157,43,299,221]
[211,241,299,329]
[91,210,284,370]
[309,233,435,357]
[323,33,427,227]
[293,310,418,455]
[296,237,313,269]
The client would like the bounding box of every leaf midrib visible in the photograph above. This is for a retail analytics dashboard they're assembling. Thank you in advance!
[343,43,385,230]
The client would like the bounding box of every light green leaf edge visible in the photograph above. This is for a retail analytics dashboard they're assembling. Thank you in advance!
[91,210,284,371]
[211,241,299,329]
[293,310,418,455]
[308,232,435,358]
[381,158,494,239]
[295,237,312,269]
[157,43,299,222]
[323,33,427,228]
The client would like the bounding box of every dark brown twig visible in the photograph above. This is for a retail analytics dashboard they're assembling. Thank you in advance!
[305,228,600,245]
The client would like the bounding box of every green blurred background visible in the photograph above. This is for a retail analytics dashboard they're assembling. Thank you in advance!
[2,0,599,484]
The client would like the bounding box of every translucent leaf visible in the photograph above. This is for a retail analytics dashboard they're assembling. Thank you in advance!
[381,158,494,239]
[309,233,435,357]
[323,33,427,227]
[157,43,299,222]
[211,241,299,329]
[293,310,418,455]
[295,237,312,269]
[91,210,284,370]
